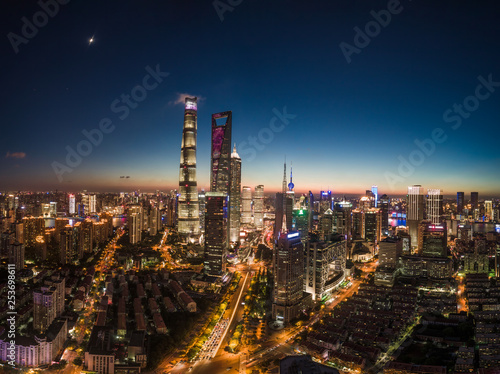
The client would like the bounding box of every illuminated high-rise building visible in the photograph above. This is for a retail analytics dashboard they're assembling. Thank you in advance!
[59,226,77,264]
[211,111,232,194]
[81,193,89,216]
[178,97,200,235]
[211,111,232,242]
[364,209,382,242]
[419,222,447,258]
[379,194,389,234]
[319,209,333,240]
[254,185,264,230]
[319,190,332,213]
[89,194,97,214]
[426,189,443,225]
[79,218,94,254]
[457,192,465,215]
[304,237,346,301]
[272,231,310,323]
[229,145,241,242]
[407,185,424,248]
[485,200,493,220]
[128,206,142,244]
[33,287,57,333]
[68,194,76,215]
[371,185,378,207]
[166,191,178,228]
[204,192,227,275]
[333,200,352,248]
[241,187,252,225]
[23,217,45,247]
[198,190,206,233]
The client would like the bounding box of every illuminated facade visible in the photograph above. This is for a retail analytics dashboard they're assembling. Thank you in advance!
[426,189,443,225]
[210,111,232,243]
[23,217,45,247]
[407,185,424,248]
[272,231,310,323]
[204,192,227,275]
[68,194,76,215]
[485,200,493,220]
[89,194,97,214]
[379,194,389,234]
[254,185,264,230]
[319,190,332,213]
[371,185,378,207]
[333,201,352,246]
[304,237,346,301]
[211,111,232,194]
[128,206,142,244]
[419,222,447,258]
[198,190,206,233]
[241,186,252,225]
[178,97,200,235]
[229,145,241,242]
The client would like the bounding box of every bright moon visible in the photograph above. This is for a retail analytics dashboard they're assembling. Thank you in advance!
[89,37,94,45]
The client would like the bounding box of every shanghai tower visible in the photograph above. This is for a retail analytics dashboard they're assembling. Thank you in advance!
[178,97,200,235]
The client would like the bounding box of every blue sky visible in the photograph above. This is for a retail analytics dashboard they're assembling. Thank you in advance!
[1,0,499,196]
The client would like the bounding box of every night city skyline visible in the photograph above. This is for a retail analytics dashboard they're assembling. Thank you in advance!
[3,2,500,374]
[1,1,500,195]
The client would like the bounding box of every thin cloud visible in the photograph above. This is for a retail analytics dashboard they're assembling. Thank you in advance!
[169,93,205,106]
[5,151,26,159]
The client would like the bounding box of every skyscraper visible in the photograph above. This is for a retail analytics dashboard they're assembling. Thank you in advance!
[272,231,309,323]
[485,200,493,220]
[204,192,227,275]
[79,219,94,254]
[211,111,232,194]
[241,186,252,225]
[457,192,465,215]
[60,226,77,264]
[198,190,206,233]
[128,206,142,244]
[68,194,76,215]
[371,185,378,207]
[379,194,389,234]
[254,185,264,230]
[471,192,479,220]
[89,194,97,214]
[319,191,332,213]
[178,97,200,235]
[8,241,24,270]
[426,189,443,225]
[304,238,346,301]
[33,287,57,333]
[407,185,424,248]
[229,145,241,242]
[419,222,447,258]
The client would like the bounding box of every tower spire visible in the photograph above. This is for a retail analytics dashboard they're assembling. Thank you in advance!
[288,161,294,191]
[282,156,287,194]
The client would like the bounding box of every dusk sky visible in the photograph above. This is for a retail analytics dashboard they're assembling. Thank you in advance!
[1,0,499,196]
